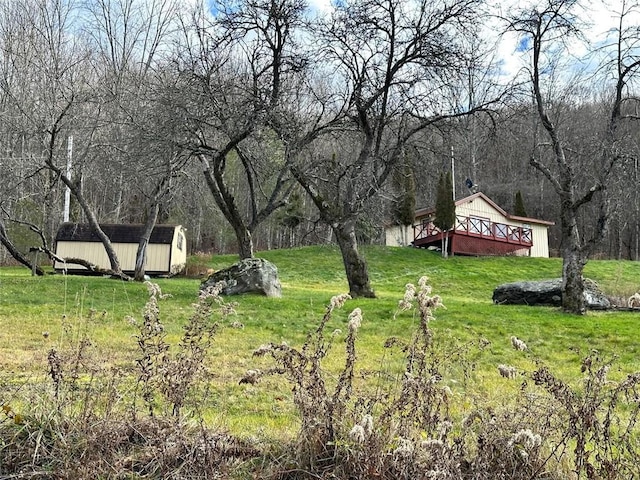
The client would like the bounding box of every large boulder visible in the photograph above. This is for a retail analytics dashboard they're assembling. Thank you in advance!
[492,278,610,310]
[201,258,282,297]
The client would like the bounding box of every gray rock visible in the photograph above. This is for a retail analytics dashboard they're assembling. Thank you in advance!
[201,258,282,297]
[492,278,610,309]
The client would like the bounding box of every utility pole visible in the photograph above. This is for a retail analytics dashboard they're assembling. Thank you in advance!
[63,136,73,222]
[450,145,456,200]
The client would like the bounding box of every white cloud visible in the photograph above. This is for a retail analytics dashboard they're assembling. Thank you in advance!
[488,0,640,81]
[307,0,334,14]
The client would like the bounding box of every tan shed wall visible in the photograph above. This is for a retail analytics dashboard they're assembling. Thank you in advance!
[170,227,187,274]
[54,225,187,274]
[54,241,172,272]
[529,224,550,258]
[146,244,173,271]
[55,241,111,270]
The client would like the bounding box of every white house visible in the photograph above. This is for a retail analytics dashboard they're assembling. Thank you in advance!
[385,192,554,258]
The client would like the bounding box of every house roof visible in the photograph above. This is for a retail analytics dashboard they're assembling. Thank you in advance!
[55,223,182,244]
[414,192,555,226]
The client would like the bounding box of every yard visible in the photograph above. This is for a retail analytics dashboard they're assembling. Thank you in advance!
[1,246,639,478]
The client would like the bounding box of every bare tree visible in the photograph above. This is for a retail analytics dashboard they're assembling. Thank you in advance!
[0,0,132,278]
[82,0,182,279]
[82,0,180,221]
[83,0,178,83]
[132,175,171,280]
[168,0,303,259]
[288,0,500,297]
[507,0,640,313]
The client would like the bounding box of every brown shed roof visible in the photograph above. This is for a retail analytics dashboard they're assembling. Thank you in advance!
[55,223,180,244]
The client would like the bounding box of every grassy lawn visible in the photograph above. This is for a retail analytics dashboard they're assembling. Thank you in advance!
[2,245,640,440]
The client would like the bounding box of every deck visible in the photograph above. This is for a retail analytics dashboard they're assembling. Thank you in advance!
[412,215,533,255]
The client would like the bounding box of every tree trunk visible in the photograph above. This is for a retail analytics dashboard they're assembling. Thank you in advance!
[134,204,160,281]
[194,203,203,252]
[134,176,172,281]
[443,232,449,258]
[114,171,124,223]
[200,154,255,260]
[76,189,125,276]
[134,238,150,281]
[235,225,254,259]
[560,208,587,314]
[43,115,126,278]
[333,221,375,298]
[562,250,587,314]
[400,225,408,246]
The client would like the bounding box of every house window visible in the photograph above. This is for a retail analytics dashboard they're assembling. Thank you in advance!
[177,233,184,251]
[495,223,508,239]
[470,216,491,236]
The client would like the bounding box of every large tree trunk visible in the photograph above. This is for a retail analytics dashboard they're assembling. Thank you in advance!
[234,225,254,260]
[72,186,124,276]
[562,250,587,314]
[560,205,587,313]
[134,176,172,281]
[200,154,255,260]
[134,238,150,281]
[333,221,375,298]
[134,203,160,281]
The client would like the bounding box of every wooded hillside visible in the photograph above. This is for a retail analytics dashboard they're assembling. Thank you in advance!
[1,0,639,267]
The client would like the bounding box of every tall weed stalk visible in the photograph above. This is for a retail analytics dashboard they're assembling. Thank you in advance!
[532,352,640,479]
[133,281,233,417]
[251,292,356,469]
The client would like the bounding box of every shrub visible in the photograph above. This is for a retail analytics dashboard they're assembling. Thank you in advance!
[132,281,230,417]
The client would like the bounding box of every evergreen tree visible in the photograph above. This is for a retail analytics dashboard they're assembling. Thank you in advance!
[392,161,416,226]
[434,171,456,257]
[514,190,528,217]
[446,171,454,214]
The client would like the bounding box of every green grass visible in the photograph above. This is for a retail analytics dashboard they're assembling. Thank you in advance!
[2,245,640,438]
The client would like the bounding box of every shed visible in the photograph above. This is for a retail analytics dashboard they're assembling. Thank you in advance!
[385,192,554,258]
[54,223,187,275]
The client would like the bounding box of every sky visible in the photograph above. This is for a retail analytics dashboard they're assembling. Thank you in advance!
[304,0,640,82]
[308,0,333,12]
[494,0,640,80]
